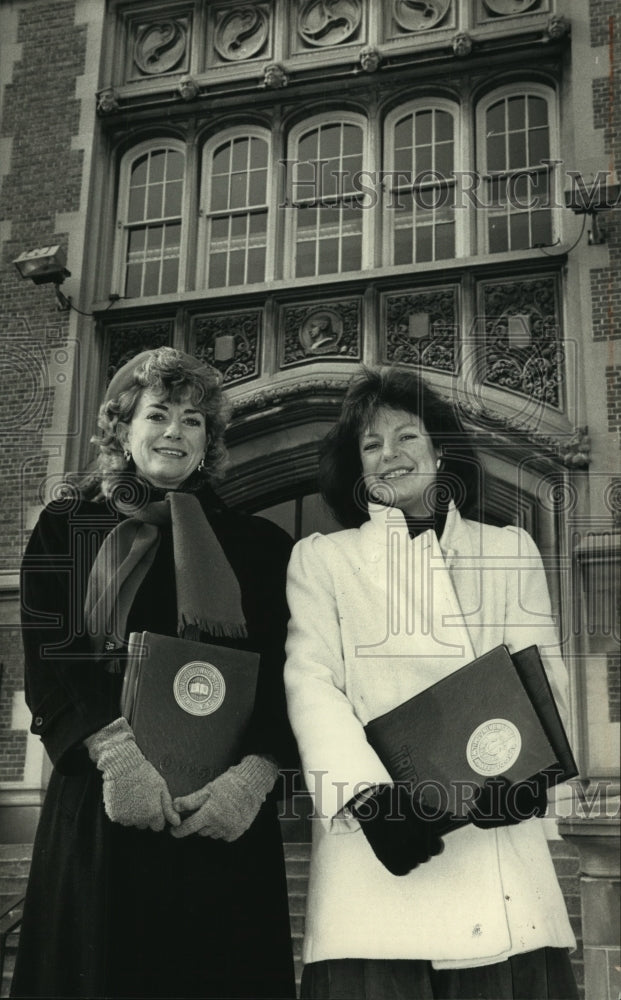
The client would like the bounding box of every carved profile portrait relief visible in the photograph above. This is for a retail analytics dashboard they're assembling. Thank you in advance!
[300,310,343,355]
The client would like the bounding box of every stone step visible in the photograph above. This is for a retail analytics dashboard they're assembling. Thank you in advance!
[286,879,309,903]
[0,876,27,896]
[283,842,311,859]
[0,859,30,878]
[0,846,32,862]
[285,858,310,875]
[287,892,307,918]
[1,949,17,1000]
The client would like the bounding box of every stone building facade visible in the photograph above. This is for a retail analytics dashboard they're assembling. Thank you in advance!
[0,1,619,997]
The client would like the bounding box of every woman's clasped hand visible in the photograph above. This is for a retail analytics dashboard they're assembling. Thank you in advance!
[170,755,279,840]
[85,717,180,831]
[350,784,445,876]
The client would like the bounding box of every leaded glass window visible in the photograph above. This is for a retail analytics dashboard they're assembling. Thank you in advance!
[120,145,185,298]
[203,133,270,288]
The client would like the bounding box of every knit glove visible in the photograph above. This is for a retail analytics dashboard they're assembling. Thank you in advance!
[85,717,180,832]
[351,784,445,876]
[468,772,551,830]
[170,755,278,841]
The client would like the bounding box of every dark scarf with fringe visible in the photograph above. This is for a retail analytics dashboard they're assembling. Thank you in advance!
[85,491,246,667]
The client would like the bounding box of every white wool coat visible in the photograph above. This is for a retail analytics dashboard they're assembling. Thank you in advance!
[284,503,576,969]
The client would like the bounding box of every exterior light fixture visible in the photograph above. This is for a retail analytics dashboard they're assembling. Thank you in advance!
[13,245,72,310]
[564,181,621,245]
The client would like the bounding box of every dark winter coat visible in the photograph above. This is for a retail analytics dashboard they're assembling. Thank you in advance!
[11,484,297,999]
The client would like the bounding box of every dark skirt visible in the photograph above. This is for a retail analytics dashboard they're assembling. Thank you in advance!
[300,948,579,1000]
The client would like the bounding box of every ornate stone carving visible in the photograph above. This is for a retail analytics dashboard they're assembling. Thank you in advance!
[360,45,381,71]
[97,88,120,114]
[192,311,260,386]
[481,0,540,16]
[282,299,361,366]
[383,287,458,373]
[604,478,621,527]
[134,19,188,76]
[481,276,563,409]
[262,63,288,88]
[457,398,591,468]
[177,74,198,100]
[231,373,350,416]
[452,32,473,56]
[214,5,269,62]
[297,0,362,48]
[105,322,173,385]
[392,0,451,33]
[559,426,591,467]
[545,14,570,41]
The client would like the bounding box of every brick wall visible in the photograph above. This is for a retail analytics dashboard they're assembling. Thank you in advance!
[589,5,621,344]
[0,0,87,780]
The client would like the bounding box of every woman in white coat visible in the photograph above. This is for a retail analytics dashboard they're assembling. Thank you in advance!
[285,367,578,1000]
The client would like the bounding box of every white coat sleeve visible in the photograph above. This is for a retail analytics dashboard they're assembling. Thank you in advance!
[502,526,570,728]
[284,534,392,832]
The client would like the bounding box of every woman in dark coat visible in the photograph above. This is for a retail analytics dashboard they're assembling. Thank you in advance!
[11,347,297,999]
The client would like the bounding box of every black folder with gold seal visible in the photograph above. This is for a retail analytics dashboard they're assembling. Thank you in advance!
[364,644,577,820]
[121,631,259,798]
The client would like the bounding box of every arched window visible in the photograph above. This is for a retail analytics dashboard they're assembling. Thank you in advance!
[115,142,185,298]
[478,87,557,253]
[287,116,367,278]
[384,103,458,265]
[201,130,271,288]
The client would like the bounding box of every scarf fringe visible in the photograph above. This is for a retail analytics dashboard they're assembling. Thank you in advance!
[178,612,248,641]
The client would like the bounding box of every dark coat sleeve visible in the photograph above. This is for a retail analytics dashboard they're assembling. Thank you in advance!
[20,500,122,773]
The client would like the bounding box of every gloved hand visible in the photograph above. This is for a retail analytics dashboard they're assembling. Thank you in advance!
[171,755,279,841]
[85,717,180,832]
[351,784,445,876]
[468,772,551,830]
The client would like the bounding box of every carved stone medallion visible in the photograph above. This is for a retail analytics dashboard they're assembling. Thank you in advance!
[283,299,361,365]
[298,0,362,48]
[214,5,269,61]
[392,0,451,33]
[134,19,188,75]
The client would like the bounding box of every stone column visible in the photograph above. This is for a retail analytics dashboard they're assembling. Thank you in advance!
[559,797,621,1000]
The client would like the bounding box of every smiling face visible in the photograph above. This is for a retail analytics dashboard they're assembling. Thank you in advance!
[359,406,439,517]
[118,388,207,490]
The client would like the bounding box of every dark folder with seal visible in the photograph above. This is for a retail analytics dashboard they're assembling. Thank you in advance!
[121,631,260,798]
[364,644,577,821]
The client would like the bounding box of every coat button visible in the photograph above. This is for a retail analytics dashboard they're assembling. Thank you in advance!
[34,716,43,727]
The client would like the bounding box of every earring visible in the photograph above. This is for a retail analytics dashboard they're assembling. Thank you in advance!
[197,457,206,473]
[123,449,132,463]
[436,458,442,470]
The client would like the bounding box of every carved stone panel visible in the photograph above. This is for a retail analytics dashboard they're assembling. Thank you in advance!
[191,310,260,386]
[105,320,173,386]
[479,274,563,409]
[382,286,458,373]
[293,0,364,53]
[210,3,273,66]
[281,298,361,366]
[125,7,192,81]
[386,0,454,41]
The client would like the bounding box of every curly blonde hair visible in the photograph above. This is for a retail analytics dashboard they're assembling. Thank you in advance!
[88,347,230,497]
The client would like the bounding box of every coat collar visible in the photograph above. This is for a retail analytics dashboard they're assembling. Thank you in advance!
[365,500,469,561]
